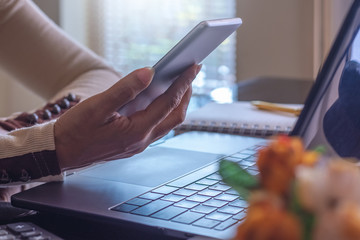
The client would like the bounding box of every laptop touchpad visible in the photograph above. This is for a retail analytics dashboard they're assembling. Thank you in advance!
[79,147,222,188]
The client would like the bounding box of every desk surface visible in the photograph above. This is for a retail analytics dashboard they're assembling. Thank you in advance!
[236,76,313,104]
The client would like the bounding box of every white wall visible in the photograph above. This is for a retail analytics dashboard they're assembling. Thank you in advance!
[322,0,353,60]
[236,0,315,81]
[59,0,87,46]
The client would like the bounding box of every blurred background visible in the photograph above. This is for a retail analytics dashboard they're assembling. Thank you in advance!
[0,0,357,116]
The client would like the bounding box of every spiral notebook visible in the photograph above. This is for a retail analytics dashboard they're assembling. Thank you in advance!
[176,101,301,137]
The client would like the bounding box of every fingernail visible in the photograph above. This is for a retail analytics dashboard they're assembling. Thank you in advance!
[137,67,155,85]
[196,64,202,74]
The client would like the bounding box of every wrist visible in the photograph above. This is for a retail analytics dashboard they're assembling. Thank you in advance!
[54,119,73,171]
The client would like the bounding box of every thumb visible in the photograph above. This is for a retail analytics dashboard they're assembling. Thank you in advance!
[98,67,154,114]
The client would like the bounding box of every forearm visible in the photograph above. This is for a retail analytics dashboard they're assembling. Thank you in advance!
[49,69,121,102]
[0,93,79,185]
[0,0,122,185]
[0,0,121,101]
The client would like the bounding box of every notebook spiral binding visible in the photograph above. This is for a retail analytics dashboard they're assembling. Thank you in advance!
[175,120,293,137]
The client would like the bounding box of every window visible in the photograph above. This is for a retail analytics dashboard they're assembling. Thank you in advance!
[85,0,237,100]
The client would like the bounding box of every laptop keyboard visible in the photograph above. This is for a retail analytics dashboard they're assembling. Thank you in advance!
[111,144,263,231]
[0,222,63,240]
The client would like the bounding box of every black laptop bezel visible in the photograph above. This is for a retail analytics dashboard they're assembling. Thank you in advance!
[291,0,360,137]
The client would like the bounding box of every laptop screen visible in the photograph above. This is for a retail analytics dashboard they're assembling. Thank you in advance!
[292,0,360,159]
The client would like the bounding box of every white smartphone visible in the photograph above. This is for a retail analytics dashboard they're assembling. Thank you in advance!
[118,18,242,116]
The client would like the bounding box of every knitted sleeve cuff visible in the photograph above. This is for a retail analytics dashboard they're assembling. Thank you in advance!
[0,121,63,184]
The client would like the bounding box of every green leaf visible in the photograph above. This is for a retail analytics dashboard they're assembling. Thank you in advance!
[313,145,326,154]
[219,159,259,200]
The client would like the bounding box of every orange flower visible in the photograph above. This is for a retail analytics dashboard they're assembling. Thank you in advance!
[301,151,319,167]
[235,193,302,240]
[341,203,360,240]
[257,136,302,196]
[257,136,318,196]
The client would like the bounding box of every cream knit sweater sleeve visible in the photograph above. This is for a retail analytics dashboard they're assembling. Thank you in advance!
[0,0,122,185]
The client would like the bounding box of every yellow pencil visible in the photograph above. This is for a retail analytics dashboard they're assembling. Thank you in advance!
[251,101,303,116]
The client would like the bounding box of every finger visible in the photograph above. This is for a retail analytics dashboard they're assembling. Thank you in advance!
[132,64,200,129]
[97,67,154,115]
[150,86,192,142]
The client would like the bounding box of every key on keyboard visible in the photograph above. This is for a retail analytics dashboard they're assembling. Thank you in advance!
[0,222,63,240]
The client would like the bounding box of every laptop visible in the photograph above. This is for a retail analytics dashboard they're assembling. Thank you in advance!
[11,1,360,239]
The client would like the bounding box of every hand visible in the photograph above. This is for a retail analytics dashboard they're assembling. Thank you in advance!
[54,64,201,170]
